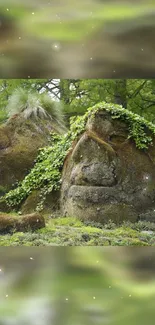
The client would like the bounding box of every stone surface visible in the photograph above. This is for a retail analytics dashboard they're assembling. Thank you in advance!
[21,190,60,215]
[61,111,155,224]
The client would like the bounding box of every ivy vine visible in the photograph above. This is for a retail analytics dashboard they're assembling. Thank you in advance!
[1,102,155,210]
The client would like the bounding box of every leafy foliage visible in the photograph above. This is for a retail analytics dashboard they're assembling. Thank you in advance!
[3,133,73,209]
[2,102,155,210]
[92,102,155,149]
[1,79,155,124]
[60,79,155,123]
[0,79,49,111]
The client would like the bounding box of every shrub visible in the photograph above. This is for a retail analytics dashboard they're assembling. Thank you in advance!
[6,87,65,128]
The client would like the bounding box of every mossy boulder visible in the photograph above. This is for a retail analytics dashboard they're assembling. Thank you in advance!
[0,212,45,234]
[20,190,41,214]
[0,114,61,192]
[21,189,60,215]
[61,110,155,224]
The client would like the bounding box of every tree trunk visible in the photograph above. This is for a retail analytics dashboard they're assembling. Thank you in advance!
[114,79,127,108]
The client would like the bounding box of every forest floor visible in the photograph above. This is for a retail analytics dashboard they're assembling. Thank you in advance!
[0,216,155,246]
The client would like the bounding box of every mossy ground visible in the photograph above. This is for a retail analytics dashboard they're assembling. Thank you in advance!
[0,215,155,246]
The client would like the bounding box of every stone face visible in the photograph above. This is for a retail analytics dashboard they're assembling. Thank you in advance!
[0,114,61,193]
[61,111,155,224]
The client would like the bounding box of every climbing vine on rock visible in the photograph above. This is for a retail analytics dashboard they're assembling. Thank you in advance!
[1,102,155,209]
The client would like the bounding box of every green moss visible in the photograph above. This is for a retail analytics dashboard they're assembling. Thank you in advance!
[2,102,155,209]
[108,227,140,238]
[37,226,55,235]
[49,216,84,227]
[0,216,154,246]
[81,226,103,234]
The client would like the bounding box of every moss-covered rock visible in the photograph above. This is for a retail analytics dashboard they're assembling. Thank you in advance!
[0,212,45,234]
[20,190,41,214]
[21,190,60,215]
[61,110,155,224]
[0,114,61,192]
[2,103,155,224]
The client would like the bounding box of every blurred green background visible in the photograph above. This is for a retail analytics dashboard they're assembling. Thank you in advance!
[0,0,154,41]
[0,247,155,325]
[0,1,155,77]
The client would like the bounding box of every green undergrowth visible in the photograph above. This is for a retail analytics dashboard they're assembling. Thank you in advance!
[2,102,155,210]
[0,217,155,246]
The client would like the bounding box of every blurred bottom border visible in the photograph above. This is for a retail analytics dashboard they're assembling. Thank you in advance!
[0,247,154,325]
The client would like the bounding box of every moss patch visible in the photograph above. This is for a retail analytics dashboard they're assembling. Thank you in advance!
[0,216,154,246]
